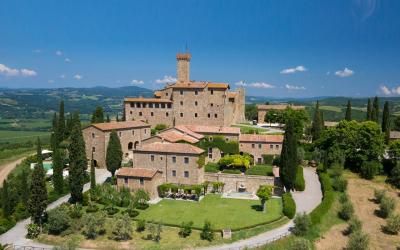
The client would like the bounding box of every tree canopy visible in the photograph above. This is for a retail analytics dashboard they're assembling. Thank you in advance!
[279,117,298,191]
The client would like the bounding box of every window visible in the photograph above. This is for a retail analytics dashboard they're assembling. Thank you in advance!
[195,101,198,106]
[195,90,198,95]
[139,178,144,185]
[180,90,183,95]
[124,177,128,184]
[180,113,183,117]
[130,111,133,114]
[166,112,169,117]
[184,157,189,164]
[92,147,95,152]
[252,144,255,148]
[214,114,217,118]
[143,103,147,108]
[130,103,134,107]
[128,142,133,150]
[257,158,262,164]
[184,171,189,178]
[258,144,262,149]
[161,103,165,108]
[160,156,163,160]
[151,155,154,161]
[211,90,214,95]
[195,113,198,118]
[270,144,273,149]
[210,103,214,107]
[136,103,141,108]
[144,129,147,134]
[151,112,154,116]
[166,92,169,96]
[132,130,135,135]
[208,113,211,118]
[208,148,212,159]
[92,133,95,138]
[276,144,280,149]
[149,103,153,108]
[221,151,225,157]
[139,111,142,116]
[155,103,159,108]
[172,170,176,177]
[172,156,176,163]
[119,132,122,137]
[167,103,172,108]
[180,101,183,105]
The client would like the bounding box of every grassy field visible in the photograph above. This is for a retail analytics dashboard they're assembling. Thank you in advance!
[0,130,50,143]
[319,106,342,112]
[232,124,269,134]
[136,194,283,230]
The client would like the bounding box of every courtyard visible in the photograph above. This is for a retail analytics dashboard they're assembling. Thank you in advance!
[136,194,283,230]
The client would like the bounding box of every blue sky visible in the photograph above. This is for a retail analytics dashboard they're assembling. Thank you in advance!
[0,0,400,97]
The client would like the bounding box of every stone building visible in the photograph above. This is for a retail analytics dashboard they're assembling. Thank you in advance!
[257,104,305,123]
[124,52,245,128]
[239,134,284,164]
[116,167,163,199]
[82,121,151,168]
[132,141,205,185]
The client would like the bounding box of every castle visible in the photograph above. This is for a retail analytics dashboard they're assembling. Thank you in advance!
[124,53,246,128]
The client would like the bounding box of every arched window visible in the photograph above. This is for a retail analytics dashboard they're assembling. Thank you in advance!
[134,141,139,149]
[128,142,133,150]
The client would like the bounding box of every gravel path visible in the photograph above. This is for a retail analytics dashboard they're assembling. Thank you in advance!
[0,168,111,247]
[0,155,29,187]
[198,167,322,250]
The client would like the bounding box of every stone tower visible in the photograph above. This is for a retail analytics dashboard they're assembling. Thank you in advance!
[176,52,191,82]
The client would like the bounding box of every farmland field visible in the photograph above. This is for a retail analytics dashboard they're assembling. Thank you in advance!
[0,130,50,143]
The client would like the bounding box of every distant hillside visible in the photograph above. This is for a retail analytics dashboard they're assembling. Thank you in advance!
[0,86,153,119]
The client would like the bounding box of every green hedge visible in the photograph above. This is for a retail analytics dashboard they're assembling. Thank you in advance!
[282,193,296,219]
[204,163,219,173]
[294,166,305,191]
[221,169,242,174]
[245,165,274,176]
[309,173,335,225]
[196,136,239,154]
[262,155,275,165]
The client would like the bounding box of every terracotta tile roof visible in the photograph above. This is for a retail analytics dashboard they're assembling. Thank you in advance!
[174,126,204,139]
[116,167,159,178]
[135,142,204,154]
[154,91,161,97]
[390,131,400,139]
[172,82,207,89]
[183,125,240,135]
[89,121,150,131]
[257,104,305,110]
[157,130,200,144]
[207,83,229,89]
[239,134,284,143]
[124,97,172,103]
[227,92,237,99]
[176,53,191,60]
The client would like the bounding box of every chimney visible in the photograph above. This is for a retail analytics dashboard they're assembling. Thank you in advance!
[176,52,191,82]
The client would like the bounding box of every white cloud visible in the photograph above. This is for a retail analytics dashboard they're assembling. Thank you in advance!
[60,74,66,79]
[250,82,275,89]
[55,50,63,56]
[155,75,177,84]
[20,69,37,77]
[335,67,354,77]
[48,80,55,84]
[235,80,247,87]
[380,85,391,95]
[280,65,307,74]
[0,64,36,77]
[73,74,82,80]
[392,86,400,95]
[64,58,71,63]
[131,79,144,85]
[285,84,306,90]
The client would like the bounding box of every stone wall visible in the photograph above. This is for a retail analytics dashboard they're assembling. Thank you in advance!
[239,142,282,164]
[204,172,274,194]
[116,172,164,199]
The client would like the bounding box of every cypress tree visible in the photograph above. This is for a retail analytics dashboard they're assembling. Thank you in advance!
[68,111,87,203]
[106,114,111,122]
[279,118,298,191]
[65,113,73,138]
[2,180,12,218]
[90,156,96,191]
[50,112,58,150]
[372,96,379,123]
[116,114,120,122]
[311,101,323,141]
[91,106,104,123]
[382,101,390,143]
[106,130,123,177]
[28,138,48,224]
[122,108,126,121]
[345,100,352,121]
[52,147,64,194]
[18,169,30,206]
[57,101,66,143]
[367,99,372,121]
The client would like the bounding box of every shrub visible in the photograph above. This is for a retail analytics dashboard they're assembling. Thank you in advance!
[204,163,219,173]
[111,214,132,241]
[310,173,335,225]
[218,154,252,169]
[282,193,296,219]
[360,161,381,180]
[346,230,369,250]
[126,209,139,218]
[200,220,214,241]
[388,164,400,188]
[328,163,344,178]
[272,155,281,166]
[293,213,311,236]
[339,201,354,221]
[133,189,150,208]
[47,206,71,235]
[104,205,119,215]
[294,166,305,191]
[26,223,40,239]
[136,203,149,210]
[383,213,400,235]
[82,212,106,239]
[374,189,387,204]
[179,221,193,238]
[332,176,347,192]
[262,155,274,165]
[289,237,312,250]
[379,196,396,218]
[0,218,16,234]
[136,219,146,232]
[245,165,274,176]
[69,204,83,219]
[86,204,99,213]
[221,169,242,174]
[347,217,362,235]
[339,192,349,203]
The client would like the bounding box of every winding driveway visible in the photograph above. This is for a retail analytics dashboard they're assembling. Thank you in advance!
[198,167,322,250]
[0,168,111,247]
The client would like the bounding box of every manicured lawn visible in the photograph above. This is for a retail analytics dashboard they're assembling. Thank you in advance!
[246,165,274,176]
[232,124,269,134]
[136,194,283,230]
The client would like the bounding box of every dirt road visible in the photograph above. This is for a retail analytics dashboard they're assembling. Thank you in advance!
[0,156,27,186]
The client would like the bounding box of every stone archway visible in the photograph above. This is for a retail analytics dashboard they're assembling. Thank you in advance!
[134,141,139,149]
[128,142,133,150]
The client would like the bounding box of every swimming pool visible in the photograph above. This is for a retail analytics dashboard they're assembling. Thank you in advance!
[43,162,53,171]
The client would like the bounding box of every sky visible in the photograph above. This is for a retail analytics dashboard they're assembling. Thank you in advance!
[0,0,400,97]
